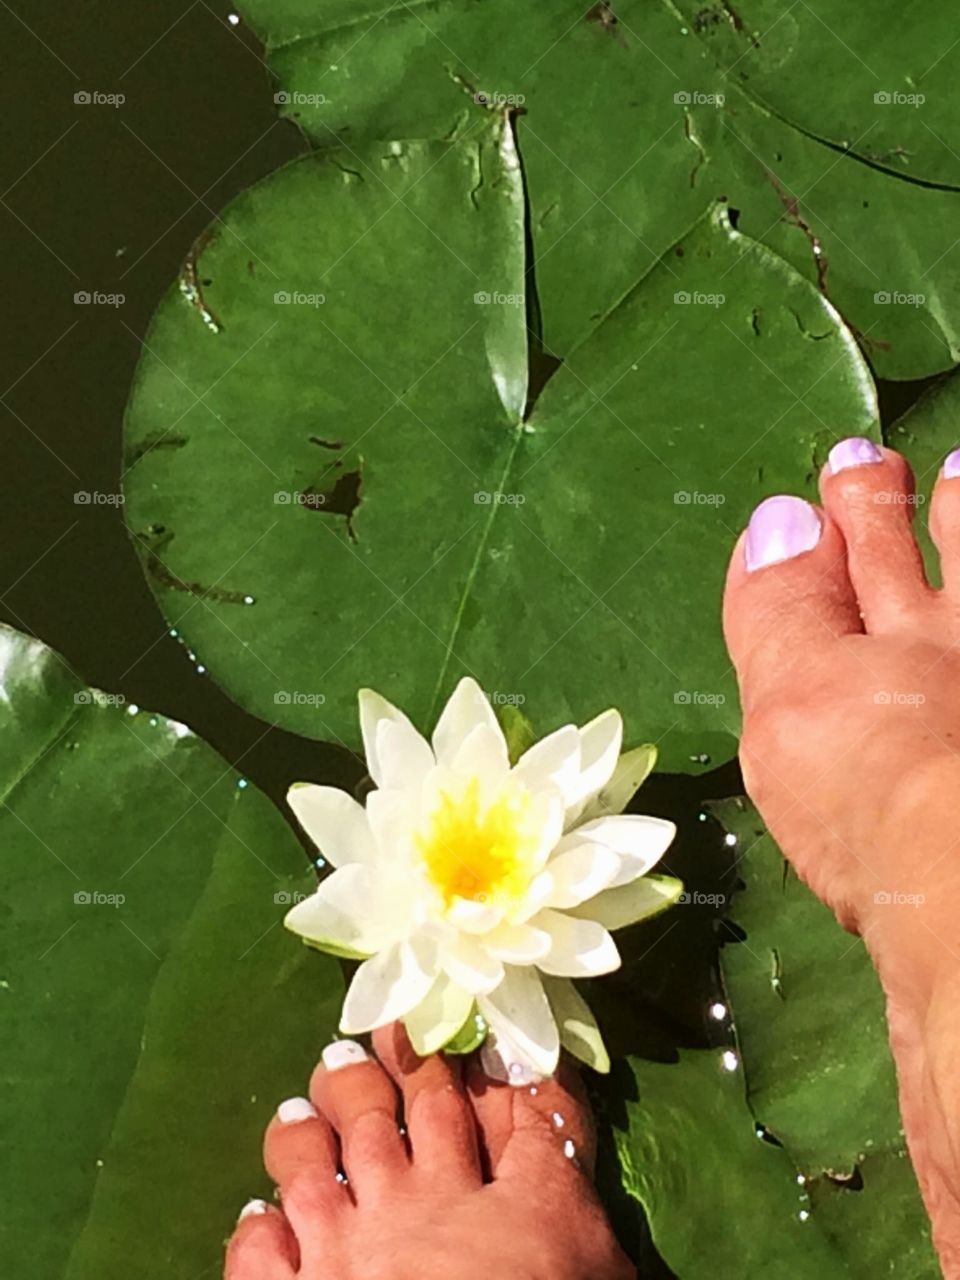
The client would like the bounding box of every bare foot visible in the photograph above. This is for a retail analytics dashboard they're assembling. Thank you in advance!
[723,437,960,1274]
[225,1025,634,1280]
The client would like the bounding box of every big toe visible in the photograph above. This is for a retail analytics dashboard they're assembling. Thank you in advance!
[723,492,861,714]
[466,1049,596,1181]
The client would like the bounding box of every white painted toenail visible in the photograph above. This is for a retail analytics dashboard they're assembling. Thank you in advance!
[238,1198,269,1221]
[277,1096,317,1124]
[322,1039,368,1072]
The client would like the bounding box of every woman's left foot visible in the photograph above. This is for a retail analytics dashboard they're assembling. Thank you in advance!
[225,1023,634,1280]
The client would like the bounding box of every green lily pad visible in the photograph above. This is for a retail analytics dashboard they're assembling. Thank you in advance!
[707,797,935,1273]
[0,623,342,1279]
[123,118,878,772]
[237,0,960,377]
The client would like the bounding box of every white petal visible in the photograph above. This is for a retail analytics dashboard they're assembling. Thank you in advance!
[440,933,504,994]
[542,841,621,909]
[447,896,503,934]
[508,869,556,924]
[375,717,435,791]
[533,908,620,977]
[573,814,675,886]
[570,874,684,931]
[477,965,560,1077]
[542,975,610,1073]
[366,789,416,861]
[525,789,566,876]
[577,744,658,824]
[512,724,581,801]
[359,688,419,787]
[403,973,474,1056]
[565,709,622,816]
[340,936,438,1034]
[482,921,551,964]
[287,784,377,868]
[284,865,395,957]
[432,677,502,765]
[451,721,510,779]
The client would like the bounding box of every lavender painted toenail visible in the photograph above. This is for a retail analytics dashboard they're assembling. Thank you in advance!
[745,496,821,572]
[944,448,960,479]
[322,1039,368,1072]
[277,1096,317,1124]
[238,1198,269,1221]
[827,436,883,473]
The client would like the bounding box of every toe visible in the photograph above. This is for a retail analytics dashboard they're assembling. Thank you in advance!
[225,1201,297,1279]
[372,1022,482,1187]
[466,1051,596,1182]
[310,1039,409,1197]
[928,447,960,594]
[263,1096,348,1253]
[723,494,861,713]
[819,438,932,630]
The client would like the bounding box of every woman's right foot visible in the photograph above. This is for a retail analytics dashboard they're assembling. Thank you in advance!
[723,438,960,1274]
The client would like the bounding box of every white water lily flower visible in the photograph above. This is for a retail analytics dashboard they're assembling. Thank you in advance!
[284,678,681,1080]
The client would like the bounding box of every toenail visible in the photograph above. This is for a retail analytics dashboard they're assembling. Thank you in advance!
[322,1039,368,1072]
[238,1198,269,1221]
[744,495,821,572]
[827,436,883,473]
[277,1096,318,1124]
[943,448,960,479]
[480,1039,544,1087]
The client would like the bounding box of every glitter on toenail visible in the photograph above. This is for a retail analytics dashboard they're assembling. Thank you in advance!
[723,833,737,848]
[721,1050,739,1072]
[563,1139,576,1159]
[551,1111,565,1129]
[336,1171,348,1184]
[529,1086,538,1096]
[709,1002,727,1021]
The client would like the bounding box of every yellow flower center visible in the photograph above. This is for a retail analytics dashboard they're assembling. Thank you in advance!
[417,777,537,905]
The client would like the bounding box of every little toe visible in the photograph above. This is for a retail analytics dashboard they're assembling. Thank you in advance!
[309,1039,409,1197]
[723,494,861,713]
[372,1021,482,1187]
[224,1201,297,1280]
[819,438,932,631]
[928,447,960,595]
